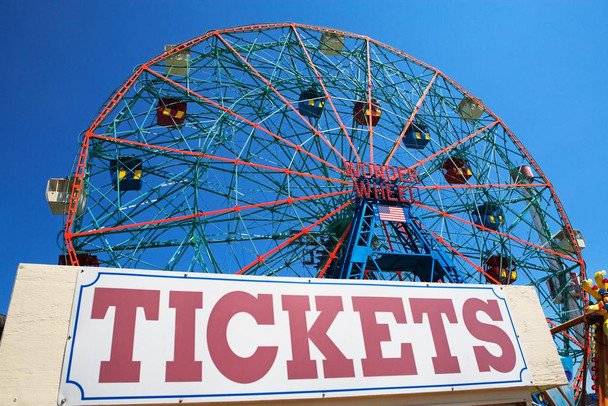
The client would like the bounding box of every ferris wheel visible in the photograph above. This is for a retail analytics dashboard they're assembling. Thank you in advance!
[47,23,586,402]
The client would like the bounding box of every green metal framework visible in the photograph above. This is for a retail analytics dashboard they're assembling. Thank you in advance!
[61,23,586,401]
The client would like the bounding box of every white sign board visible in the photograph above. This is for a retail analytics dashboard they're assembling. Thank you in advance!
[59,269,531,405]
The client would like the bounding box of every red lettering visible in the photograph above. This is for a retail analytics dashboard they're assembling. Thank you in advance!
[91,288,160,383]
[343,160,356,177]
[386,166,398,181]
[385,185,397,201]
[382,165,391,181]
[352,297,417,377]
[381,183,388,200]
[354,180,371,198]
[372,164,386,180]
[397,185,412,202]
[462,298,516,373]
[166,291,203,382]
[282,295,355,379]
[343,161,416,184]
[409,298,460,374]
[372,182,383,199]
[361,163,372,177]
[410,169,419,183]
[395,167,418,183]
[207,292,278,383]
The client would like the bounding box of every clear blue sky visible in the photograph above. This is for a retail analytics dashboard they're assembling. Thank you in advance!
[0,0,606,314]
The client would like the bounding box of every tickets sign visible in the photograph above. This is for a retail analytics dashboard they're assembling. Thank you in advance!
[59,269,531,405]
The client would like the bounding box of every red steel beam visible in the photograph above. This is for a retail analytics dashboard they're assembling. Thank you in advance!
[412,183,550,191]
[425,228,500,284]
[215,32,347,165]
[89,134,350,186]
[413,201,580,264]
[290,25,361,163]
[384,72,438,166]
[144,67,345,175]
[408,120,499,171]
[317,223,352,279]
[67,190,353,239]
[366,39,374,164]
[236,199,355,275]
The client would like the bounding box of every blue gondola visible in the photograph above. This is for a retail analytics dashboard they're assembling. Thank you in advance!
[298,89,325,119]
[403,121,431,149]
[110,156,142,191]
[471,202,504,231]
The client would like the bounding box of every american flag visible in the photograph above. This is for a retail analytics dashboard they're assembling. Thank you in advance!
[377,205,406,222]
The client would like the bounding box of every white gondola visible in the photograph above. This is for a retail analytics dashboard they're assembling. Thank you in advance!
[456,96,484,122]
[319,32,344,56]
[550,228,586,254]
[46,178,85,216]
[164,44,190,76]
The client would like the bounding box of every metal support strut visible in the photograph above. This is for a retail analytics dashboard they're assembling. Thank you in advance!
[335,199,462,283]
